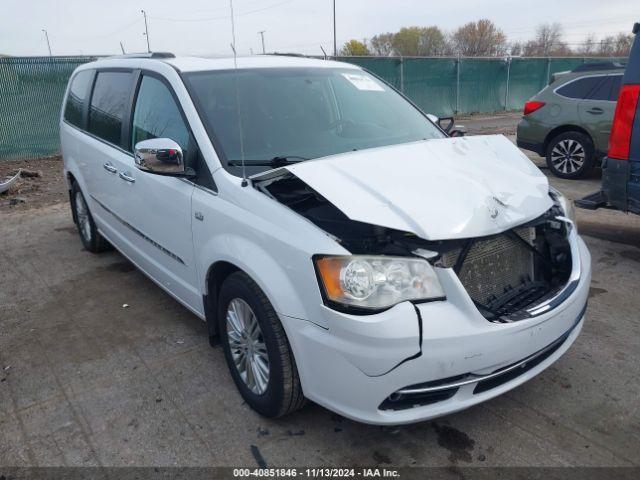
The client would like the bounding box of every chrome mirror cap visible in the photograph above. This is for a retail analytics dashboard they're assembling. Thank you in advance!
[134,138,185,175]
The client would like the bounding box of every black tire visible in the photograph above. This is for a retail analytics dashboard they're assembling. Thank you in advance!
[70,181,110,253]
[218,271,305,418]
[545,131,595,179]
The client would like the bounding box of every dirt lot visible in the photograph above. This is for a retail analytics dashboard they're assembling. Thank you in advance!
[1,114,639,469]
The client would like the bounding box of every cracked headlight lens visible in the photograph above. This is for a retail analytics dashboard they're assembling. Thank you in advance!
[315,255,444,310]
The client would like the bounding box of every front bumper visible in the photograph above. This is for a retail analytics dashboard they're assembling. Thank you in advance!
[282,233,591,425]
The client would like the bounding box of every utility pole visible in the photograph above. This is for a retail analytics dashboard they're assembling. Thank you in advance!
[120,41,126,54]
[258,31,266,54]
[41,29,52,56]
[141,10,150,53]
[332,0,337,57]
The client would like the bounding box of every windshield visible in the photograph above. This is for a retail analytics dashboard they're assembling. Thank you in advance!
[184,67,445,175]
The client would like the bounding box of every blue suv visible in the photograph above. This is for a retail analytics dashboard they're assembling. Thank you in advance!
[578,22,640,214]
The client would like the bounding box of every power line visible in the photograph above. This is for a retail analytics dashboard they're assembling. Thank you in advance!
[47,18,142,41]
[149,0,295,23]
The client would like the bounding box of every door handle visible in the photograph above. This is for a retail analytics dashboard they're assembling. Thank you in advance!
[103,162,117,173]
[587,108,603,115]
[118,171,135,183]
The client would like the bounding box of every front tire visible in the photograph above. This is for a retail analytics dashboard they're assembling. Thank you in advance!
[545,131,595,179]
[70,181,110,253]
[218,272,305,418]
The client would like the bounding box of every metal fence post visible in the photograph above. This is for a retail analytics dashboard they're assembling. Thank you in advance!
[546,57,551,84]
[504,56,511,111]
[399,56,404,93]
[455,55,460,114]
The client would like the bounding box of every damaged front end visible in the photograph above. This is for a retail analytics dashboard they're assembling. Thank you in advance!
[255,171,573,322]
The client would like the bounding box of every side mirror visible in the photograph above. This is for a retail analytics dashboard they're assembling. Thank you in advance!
[426,113,439,124]
[428,114,458,134]
[449,126,467,137]
[134,138,192,176]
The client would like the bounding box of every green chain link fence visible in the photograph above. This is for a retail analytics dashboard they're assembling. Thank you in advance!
[0,55,626,161]
[343,56,627,117]
[0,56,95,161]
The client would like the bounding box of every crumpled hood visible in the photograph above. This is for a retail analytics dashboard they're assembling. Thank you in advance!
[255,135,552,240]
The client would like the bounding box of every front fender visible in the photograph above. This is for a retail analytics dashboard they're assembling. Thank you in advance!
[197,232,326,327]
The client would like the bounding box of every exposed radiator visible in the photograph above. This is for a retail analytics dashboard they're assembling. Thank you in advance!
[439,227,536,306]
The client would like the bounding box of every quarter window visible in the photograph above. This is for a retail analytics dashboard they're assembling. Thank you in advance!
[556,76,603,99]
[131,76,189,154]
[587,76,616,101]
[88,71,133,146]
[608,75,623,101]
[64,70,92,127]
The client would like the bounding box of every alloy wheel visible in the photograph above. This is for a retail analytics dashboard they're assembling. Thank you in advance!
[550,139,585,175]
[75,191,92,242]
[225,298,270,395]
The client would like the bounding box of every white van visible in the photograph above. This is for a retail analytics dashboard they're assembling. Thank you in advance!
[60,53,590,425]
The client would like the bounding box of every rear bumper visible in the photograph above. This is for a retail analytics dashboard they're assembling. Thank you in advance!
[516,119,545,156]
[516,138,545,156]
[283,233,591,425]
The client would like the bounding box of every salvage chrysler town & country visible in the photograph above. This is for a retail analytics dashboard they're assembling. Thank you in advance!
[60,53,591,425]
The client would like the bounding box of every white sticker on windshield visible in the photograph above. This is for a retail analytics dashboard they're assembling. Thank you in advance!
[342,73,385,91]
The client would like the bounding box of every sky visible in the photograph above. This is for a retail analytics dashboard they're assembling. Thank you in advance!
[1,0,639,57]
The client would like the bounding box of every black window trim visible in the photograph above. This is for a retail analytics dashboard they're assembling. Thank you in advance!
[62,68,96,129]
[131,69,216,192]
[84,67,138,154]
[553,73,623,102]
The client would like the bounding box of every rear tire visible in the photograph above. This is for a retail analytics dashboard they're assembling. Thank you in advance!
[218,271,305,418]
[70,181,110,253]
[545,131,595,179]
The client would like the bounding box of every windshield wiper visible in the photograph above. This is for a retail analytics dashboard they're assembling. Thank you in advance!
[228,156,309,167]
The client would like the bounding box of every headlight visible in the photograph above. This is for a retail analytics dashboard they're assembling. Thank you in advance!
[549,186,576,227]
[314,255,444,311]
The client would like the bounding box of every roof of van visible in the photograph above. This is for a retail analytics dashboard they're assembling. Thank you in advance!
[88,54,361,72]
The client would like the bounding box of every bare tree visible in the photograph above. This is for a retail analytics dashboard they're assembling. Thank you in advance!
[451,19,507,56]
[598,36,616,56]
[509,41,522,56]
[577,33,597,56]
[370,33,394,56]
[612,33,634,56]
[523,23,568,56]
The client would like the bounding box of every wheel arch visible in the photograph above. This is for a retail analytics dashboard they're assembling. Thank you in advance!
[203,260,240,343]
[543,125,594,154]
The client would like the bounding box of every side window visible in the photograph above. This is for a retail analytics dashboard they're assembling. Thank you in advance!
[88,71,133,146]
[64,70,92,127]
[131,76,190,155]
[556,76,603,99]
[587,76,614,101]
[609,75,623,102]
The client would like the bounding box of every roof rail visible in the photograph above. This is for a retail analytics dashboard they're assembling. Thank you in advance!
[106,52,175,60]
[572,61,626,73]
[266,52,309,58]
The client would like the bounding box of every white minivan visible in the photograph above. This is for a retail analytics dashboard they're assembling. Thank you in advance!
[60,53,591,425]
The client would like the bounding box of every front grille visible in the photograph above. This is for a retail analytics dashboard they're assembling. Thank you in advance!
[439,227,537,307]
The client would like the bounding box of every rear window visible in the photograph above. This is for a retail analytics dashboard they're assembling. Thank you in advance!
[63,70,92,127]
[556,76,603,99]
[88,71,133,146]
